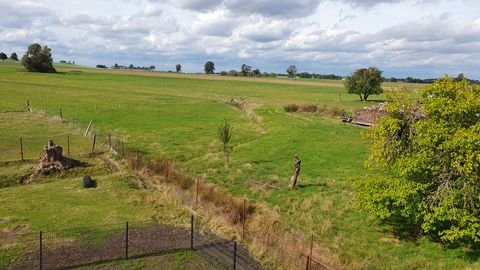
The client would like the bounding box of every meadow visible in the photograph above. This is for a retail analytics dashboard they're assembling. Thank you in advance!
[0,61,478,269]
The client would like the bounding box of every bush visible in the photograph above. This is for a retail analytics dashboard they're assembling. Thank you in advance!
[329,106,343,116]
[228,70,239,76]
[284,104,299,112]
[299,104,317,112]
[21,43,56,73]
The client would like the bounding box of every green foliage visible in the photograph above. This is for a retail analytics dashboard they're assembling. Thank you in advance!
[240,64,251,76]
[176,64,181,72]
[0,52,7,60]
[10,52,18,61]
[286,65,297,78]
[344,67,383,101]
[355,76,480,243]
[204,61,215,74]
[217,119,233,167]
[21,43,56,73]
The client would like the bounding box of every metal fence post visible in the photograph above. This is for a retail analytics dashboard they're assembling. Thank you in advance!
[233,241,237,270]
[39,231,43,270]
[190,215,194,250]
[125,221,129,260]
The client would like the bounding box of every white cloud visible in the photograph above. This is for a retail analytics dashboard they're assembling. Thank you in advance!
[1,0,479,78]
[191,9,237,36]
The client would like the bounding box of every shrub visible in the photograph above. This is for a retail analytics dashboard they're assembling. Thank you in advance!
[284,104,299,112]
[299,104,317,112]
[329,106,343,116]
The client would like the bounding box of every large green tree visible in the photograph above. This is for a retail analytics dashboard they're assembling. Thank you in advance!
[354,76,480,243]
[204,61,215,74]
[344,67,383,101]
[0,52,7,61]
[21,43,56,73]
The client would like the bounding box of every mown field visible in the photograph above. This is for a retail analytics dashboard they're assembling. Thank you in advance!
[1,61,478,269]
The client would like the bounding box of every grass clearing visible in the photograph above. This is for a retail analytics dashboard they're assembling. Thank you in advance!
[2,61,479,268]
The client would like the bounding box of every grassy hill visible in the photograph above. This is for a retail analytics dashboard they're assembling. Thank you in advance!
[1,61,478,269]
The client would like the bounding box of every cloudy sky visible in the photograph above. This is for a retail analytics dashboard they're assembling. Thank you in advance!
[1,0,479,78]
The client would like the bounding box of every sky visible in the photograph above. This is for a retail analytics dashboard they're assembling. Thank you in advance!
[1,0,479,79]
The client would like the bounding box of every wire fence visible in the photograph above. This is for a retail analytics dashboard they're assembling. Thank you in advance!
[0,216,261,270]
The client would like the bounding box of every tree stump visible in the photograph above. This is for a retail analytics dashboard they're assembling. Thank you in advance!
[288,155,301,190]
[45,139,63,162]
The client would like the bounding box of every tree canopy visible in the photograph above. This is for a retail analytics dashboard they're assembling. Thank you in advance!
[204,61,215,74]
[176,64,181,73]
[344,67,383,101]
[10,52,18,61]
[21,43,56,73]
[286,65,297,78]
[354,76,480,243]
[0,52,7,60]
[240,64,251,76]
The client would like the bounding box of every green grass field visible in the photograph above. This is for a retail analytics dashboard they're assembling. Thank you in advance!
[1,61,478,269]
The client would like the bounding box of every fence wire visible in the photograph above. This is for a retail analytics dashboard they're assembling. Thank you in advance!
[1,217,262,270]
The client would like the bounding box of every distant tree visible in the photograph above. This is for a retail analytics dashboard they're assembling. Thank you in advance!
[0,52,7,61]
[113,63,119,69]
[240,64,251,76]
[204,61,215,74]
[176,64,181,73]
[455,73,465,82]
[218,119,233,168]
[220,71,228,76]
[286,65,297,78]
[21,43,56,73]
[269,73,277,77]
[149,65,155,70]
[344,67,383,101]
[128,64,134,69]
[298,72,311,79]
[10,52,18,61]
[253,69,260,77]
[96,64,107,69]
[389,77,398,82]
[405,76,414,83]
[228,70,238,76]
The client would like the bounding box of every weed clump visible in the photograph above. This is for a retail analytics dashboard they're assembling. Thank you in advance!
[284,104,299,112]
[299,104,318,112]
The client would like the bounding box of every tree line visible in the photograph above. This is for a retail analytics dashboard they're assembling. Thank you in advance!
[0,52,18,61]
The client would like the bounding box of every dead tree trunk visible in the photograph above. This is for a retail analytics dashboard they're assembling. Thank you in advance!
[288,155,301,190]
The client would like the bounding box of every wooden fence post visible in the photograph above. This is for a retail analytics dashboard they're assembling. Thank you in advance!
[60,108,63,120]
[67,135,70,156]
[20,137,24,161]
[108,133,112,150]
[91,135,96,154]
